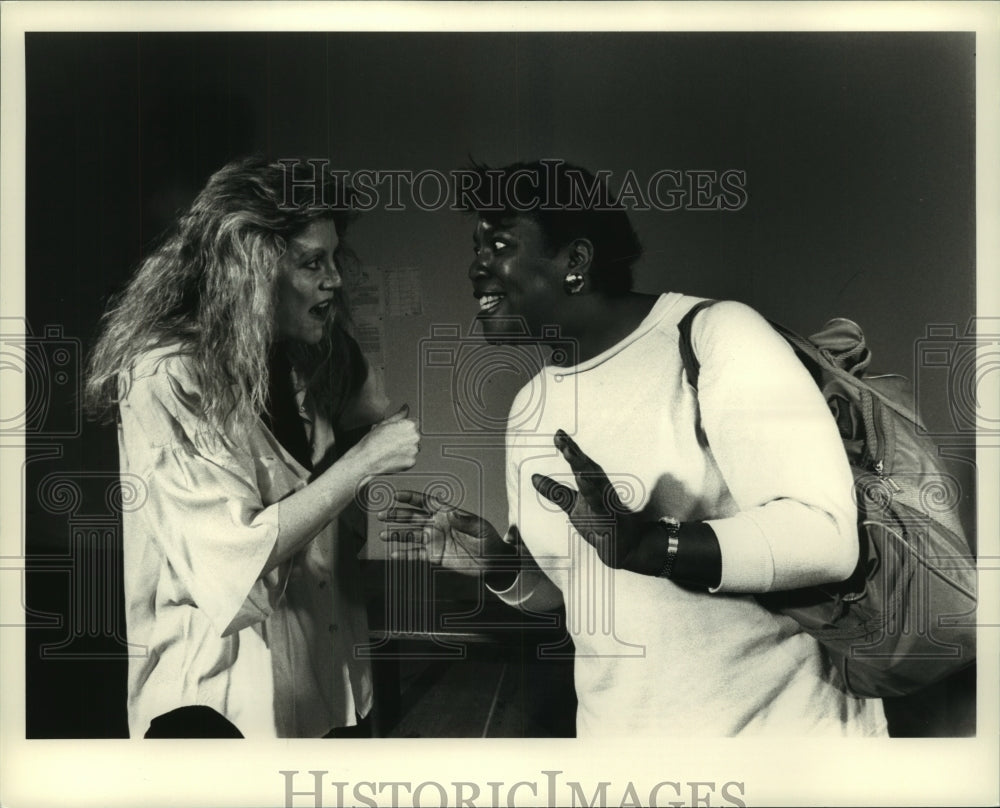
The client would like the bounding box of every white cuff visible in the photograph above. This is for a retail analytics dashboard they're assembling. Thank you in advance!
[705,513,776,593]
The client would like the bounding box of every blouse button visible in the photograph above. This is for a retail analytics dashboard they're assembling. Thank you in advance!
[328,623,338,633]
[318,580,326,589]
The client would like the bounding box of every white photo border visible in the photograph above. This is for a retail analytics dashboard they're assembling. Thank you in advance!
[2,3,998,807]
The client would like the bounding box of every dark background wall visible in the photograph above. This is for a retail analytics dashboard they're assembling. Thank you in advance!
[23,32,976,737]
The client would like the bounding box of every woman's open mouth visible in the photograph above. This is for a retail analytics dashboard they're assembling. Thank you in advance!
[310,300,333,319]
[478,293,504,314]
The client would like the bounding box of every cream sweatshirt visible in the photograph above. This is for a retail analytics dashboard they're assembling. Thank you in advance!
[492,293,887,737]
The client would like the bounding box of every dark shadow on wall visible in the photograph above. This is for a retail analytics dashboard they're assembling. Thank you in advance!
[24,33,261,738]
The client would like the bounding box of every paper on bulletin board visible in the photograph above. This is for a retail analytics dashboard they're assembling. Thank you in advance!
[344,264,385,369]
[383,267,423,317]
[344,264,425,371]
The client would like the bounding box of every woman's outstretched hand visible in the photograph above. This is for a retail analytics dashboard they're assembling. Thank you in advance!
[377,490,517,578]
[531,429,646,570]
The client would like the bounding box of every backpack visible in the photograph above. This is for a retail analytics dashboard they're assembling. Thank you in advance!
[678,300,977,698]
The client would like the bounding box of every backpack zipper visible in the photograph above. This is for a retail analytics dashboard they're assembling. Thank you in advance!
[868,396,901,493]
[873,459,901,493]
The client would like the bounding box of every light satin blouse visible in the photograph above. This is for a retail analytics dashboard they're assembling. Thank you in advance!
[118,345,387,737]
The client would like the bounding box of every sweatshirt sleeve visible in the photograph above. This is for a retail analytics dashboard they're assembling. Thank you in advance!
[121,363,283,637]
[692,302,859,593]
[488,402,566,614]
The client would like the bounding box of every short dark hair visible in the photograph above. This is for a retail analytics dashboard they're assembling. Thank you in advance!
[462,159,642,295]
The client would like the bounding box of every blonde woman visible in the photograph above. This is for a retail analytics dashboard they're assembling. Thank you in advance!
[86,156,419,738]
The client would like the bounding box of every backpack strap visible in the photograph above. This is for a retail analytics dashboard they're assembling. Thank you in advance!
[680,300,922,426]
[677,299,717,391]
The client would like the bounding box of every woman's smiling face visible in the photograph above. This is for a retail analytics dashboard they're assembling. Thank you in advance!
[468,215,571,344]
[274,218,342,344]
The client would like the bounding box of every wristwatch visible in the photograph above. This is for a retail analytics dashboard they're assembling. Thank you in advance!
[657,516,681,579]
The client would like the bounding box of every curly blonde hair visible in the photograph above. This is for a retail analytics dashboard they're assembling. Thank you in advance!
[85,155,365,433]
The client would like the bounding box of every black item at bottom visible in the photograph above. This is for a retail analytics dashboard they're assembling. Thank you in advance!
[144,706,244,738]
[324,712,373,738]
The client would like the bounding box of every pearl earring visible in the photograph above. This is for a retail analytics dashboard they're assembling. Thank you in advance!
[563,272,585,295]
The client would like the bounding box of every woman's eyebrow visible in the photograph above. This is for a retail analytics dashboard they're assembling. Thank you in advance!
[291,243,324,260]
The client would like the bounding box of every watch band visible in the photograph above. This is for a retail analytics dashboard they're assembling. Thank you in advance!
[658,516,681,579]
